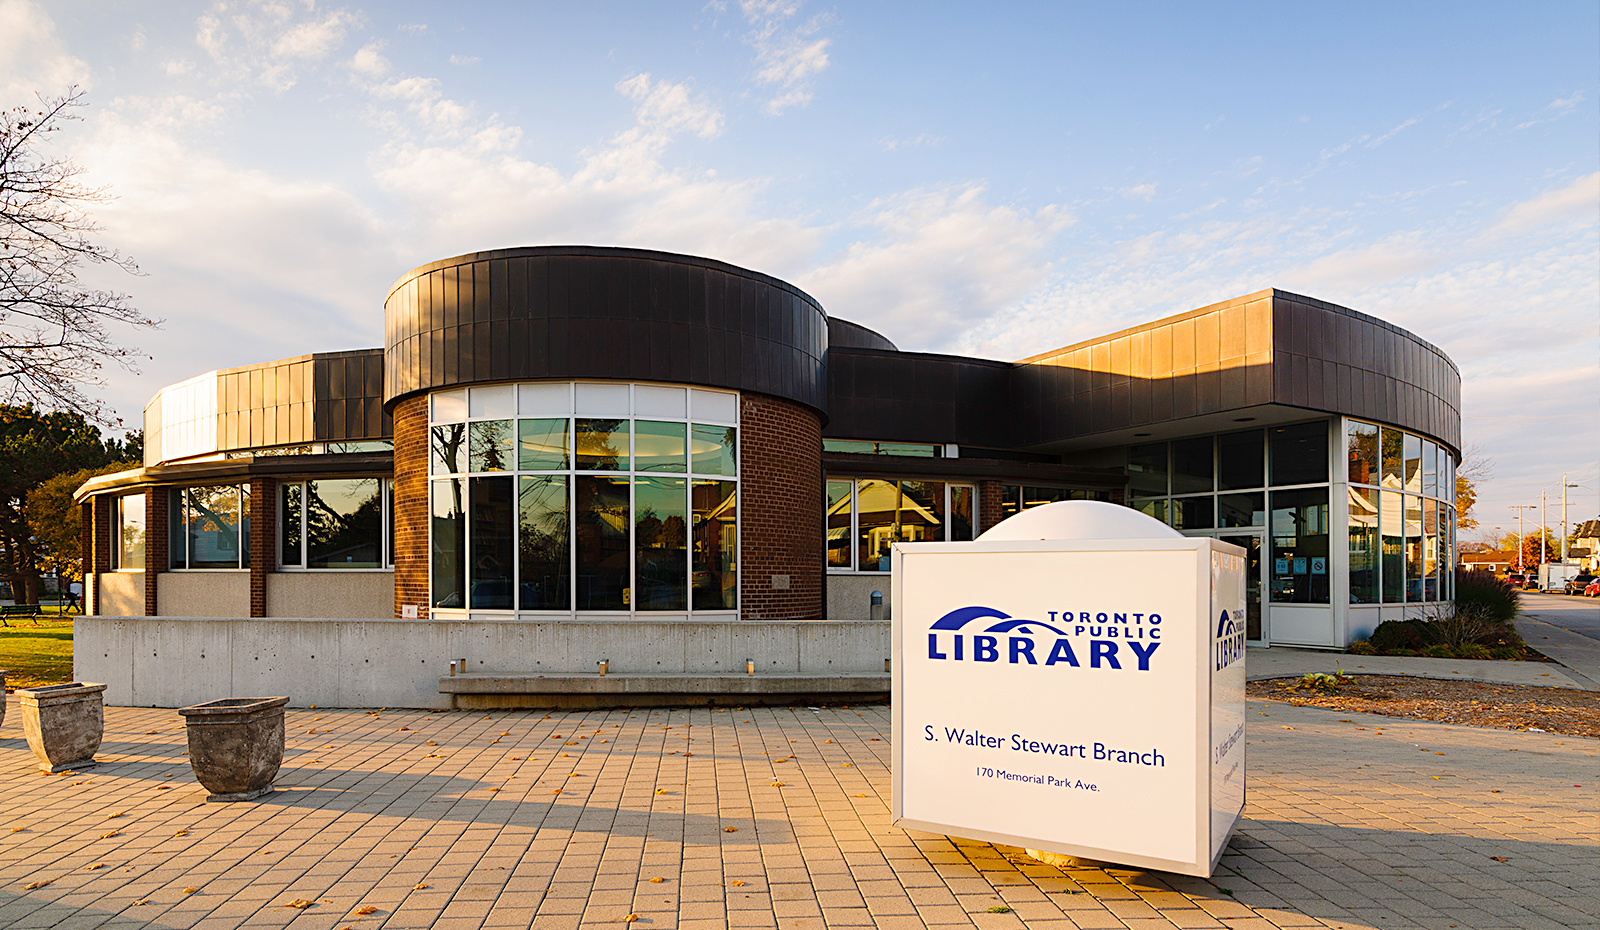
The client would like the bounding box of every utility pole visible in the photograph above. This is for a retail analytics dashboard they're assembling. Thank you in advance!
[1510,504,1535,572]
[1540,488,1548,573]
[1562,474,1580,564]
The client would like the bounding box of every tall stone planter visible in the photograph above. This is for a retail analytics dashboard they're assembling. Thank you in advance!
[17,682,106,773]
[179,697,289,802]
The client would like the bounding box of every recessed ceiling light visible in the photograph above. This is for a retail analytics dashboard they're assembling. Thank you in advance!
[1233,417,1256,422]
[1133,432,1152,437]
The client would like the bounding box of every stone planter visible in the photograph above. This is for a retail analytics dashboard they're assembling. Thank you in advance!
[179,697,290,802]
[17,682,106,773]
[1,669,8,729]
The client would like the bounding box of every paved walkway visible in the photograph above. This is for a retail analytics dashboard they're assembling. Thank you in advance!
[2,697,1596,930]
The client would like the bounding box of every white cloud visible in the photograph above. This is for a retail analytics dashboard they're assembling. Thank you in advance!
[449,55,480,67]
[1480,172,1599,240]
[194,1,359,91]
[739,0,832,115]
[0,0,91,102]
[615,73,723,141]
[1121,183,1158,202]
[1516,91,1586,130]
[397,23,427,34]
[877,133,942,151]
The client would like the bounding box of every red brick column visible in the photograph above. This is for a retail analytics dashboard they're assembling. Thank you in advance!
[978,479,1005,535]
[249,478,275,618]
[739,392,823,620]
[88,496,112,615]
[144,488,168,616]
[392,394,430,618]
[80,500,95,614]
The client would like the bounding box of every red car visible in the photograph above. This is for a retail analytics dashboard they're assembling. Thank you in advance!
[1585,579,1600,597]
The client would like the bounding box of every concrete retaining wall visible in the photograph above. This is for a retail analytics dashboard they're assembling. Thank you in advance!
[826,575,892,621]
[75,617,892,709]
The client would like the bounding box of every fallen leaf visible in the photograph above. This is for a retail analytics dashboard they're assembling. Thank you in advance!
[724,826,738,833]
[100,832,120,839]
[7,827,24,834]
[174,830,190,837]
[649,877,665,884]
[133,899,150,906]
[655,788,666,794]
[842,762,853,767]
[1490,856,1510,862]
[105,812,125,819]
[413,883,429,890]
[854,793,867,798]
[552,790,562,795]
[623,915,639,923]
[771,782,785,787]
[85,863,106,871]
[23,879,53,890]
[824,739,833,744]
[353,905,379,915]
[183,888,196,894]
[285,899,315,909]
[731,880,746,887]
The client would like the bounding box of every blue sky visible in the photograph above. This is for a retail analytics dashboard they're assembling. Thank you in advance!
[5,0,1597,536]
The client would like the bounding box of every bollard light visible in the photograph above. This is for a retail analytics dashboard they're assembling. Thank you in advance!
[870,590,884,622]
[448,660,457,677]
[598,658,609,676]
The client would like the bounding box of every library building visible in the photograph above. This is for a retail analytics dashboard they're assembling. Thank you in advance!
[75,246,1460,707]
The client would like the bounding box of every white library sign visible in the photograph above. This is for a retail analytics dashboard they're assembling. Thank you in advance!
[890,501,1247,877]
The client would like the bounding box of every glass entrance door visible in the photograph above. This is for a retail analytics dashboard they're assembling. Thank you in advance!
[1220,533,1264,642]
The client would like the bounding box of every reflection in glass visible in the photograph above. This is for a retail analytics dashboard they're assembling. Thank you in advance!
[1269,422,1328,486]
[999,485,1021,522]
[1218,430,1264,490]
[826,480,853,568]
[518,476,569,610]
[469,420,514,472]
[1424,498,1439,600]
[576,419,628,471]
[1404,494,1423,601]
[1422,441,1437,499]
[1024,487,1067,509]
[635,421,688,473]
[856,479,899,572]
[691,425,737,475]
[575,475,630,609]
[307,478,382,568]
[469,476,514,609]
[635,477,688,610]
[518,418,569,471]
[1381,427,1403,488]
[116,495,146,570]
[693,480,737,610]
[1220,534,1262,640]
[898,481,945,545]
[431,424,466,475]
[431,479,465,609]
[1171,496,1214,530]
[1403,434,1421,493]
[1349,488,1378,604]
[385,479,394,567]
[950,486,975,542]
[1217,493,1264,528]
[1133,498,1166,524]
[1269,487,1329,604]
[187,485,246,569]
[1171,437,1214,494]
[1381,490,1404,604]
[1128,443,1167,496]
[1346,420,1378,485]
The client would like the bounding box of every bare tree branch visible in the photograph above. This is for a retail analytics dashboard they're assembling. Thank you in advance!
[0,87,161,424]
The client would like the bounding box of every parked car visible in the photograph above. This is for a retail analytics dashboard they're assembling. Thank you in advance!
[1520,574,1542,590]
[1564,573,1597,595]
[1586,578,1600,597]
[1506,573,1526,587]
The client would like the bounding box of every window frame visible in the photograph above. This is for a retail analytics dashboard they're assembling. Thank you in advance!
[276,477,395,572]
[825,478,979,573]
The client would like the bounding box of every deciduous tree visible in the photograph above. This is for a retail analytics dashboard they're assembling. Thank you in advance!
[2,88,159,422]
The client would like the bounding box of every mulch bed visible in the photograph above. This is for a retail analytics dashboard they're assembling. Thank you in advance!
[1247,675,1600,739]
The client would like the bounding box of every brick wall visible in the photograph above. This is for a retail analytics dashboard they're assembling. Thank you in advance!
[249,478,275,618]
[739,392,823,620]
[144,488,168,616]
[978,479,1005,535]
[89,495,112,614]
[392,394,429,618]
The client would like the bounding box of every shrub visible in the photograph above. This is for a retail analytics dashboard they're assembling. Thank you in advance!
[1370,619,1428,652]
[1348,639,1376,655]
[1391,647,1419,657]
[1457,643,1490,660]
[1489,646,1519,660]
[1420,643,1455,659]
[1425,604,1498,649]
[1455,569,1518,622]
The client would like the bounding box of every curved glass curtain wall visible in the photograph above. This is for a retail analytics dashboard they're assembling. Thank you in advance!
[428,382,739,615]
[1344,419,1456,606]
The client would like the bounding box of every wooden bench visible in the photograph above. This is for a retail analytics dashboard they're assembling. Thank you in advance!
[0,604,43,627]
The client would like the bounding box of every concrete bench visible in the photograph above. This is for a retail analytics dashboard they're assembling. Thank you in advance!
[438,671,891,709]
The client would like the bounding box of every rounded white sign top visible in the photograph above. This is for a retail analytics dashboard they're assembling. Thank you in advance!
[977,500,1183,542]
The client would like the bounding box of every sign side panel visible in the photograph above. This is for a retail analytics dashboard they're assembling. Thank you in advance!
[1208,542,1248,866]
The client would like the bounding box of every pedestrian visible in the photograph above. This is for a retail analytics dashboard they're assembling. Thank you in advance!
[66,580,83,614]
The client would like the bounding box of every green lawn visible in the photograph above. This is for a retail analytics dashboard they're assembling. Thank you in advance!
[0,617,74,689]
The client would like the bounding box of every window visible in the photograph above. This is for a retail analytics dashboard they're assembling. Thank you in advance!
[169,485,249,570]
[1217,493,1264,528]
[1349,419,1455,603]
[1349,488,1378,604]
[278,479,391,569]
[429,382,738,614]
[112,494,146,571]
[1269,487,1329,604]
[1381,490,1404,604]
[1128,443,1167,496]
[1171,437,1214,494]
[828,479,978,572]
[1218,430,1264,491]
[1269,422,1327,486]
[1381,427,1403,488]
[1170,496,1214,530]
[1346,421,1378,485]
[823,440,942,457]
